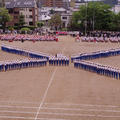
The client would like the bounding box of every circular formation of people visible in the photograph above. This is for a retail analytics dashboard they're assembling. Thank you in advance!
[0,31,120,80]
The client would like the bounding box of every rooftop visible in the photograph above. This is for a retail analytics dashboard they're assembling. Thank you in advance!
[74,0,118,6]
[6,0,36,8]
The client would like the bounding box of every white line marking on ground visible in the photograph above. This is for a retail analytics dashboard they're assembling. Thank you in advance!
[34,67,57,120]
[0,105,37,109]
[0,115,68,120]
[36,112,120,118]
[0,110,35,114]
[0,107,120,114]
[0,101,119,108]
[44,102,119,108]
[0,110,120,118]
[0,101,40,104]
[42,107,120,113]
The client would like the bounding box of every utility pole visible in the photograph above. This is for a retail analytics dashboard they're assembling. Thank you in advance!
[85,0,87,36]
[92,0,103,31]
[1,0,5,7]
[93,1,95,31]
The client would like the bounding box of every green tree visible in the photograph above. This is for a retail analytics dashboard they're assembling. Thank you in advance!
[0,8,12,32]
[50,9,55,14]
[49,14,61,30]
[18,14,25,29]
[20,27,30,34]
[69,2,115,31]
[8,26,14,32]
[117,12,120,30]
[37,22,44,28]
[108,12,120,31]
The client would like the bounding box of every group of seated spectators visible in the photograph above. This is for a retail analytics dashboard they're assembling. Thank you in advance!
[80,36,120,42]
[74,31,120,42]
[0,34,58,42]
[79,31,120,37]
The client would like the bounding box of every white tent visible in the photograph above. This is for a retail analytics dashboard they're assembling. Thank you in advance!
[39,15,51,21]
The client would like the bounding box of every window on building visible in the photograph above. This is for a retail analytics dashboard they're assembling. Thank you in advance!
[29,15,33,18]
[20,8,24,11]
[9,9,13,14]
[14,23,18,26]
[14,11,19,14]
[29,22,33,25]
[62,17,67,20]
[29,9,32,12]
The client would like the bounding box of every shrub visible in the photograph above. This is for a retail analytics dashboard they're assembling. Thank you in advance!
[21,27,30,34]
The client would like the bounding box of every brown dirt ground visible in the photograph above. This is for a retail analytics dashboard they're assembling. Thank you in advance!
[0,36,120,120]
[0,51,26,61]
[92,56,120,68]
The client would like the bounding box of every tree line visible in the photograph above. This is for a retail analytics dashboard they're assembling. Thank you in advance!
[68,2,120,32]
[0,2,120,33]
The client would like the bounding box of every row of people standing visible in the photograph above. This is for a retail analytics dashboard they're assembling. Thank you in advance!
[0,59,47,72]
[1,45,70,67]
[49,54,69,66]
[71,48,120,62]
[74,60,120,80]
[1,45,49,61]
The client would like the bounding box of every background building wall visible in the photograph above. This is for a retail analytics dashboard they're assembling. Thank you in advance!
[45,0,64,7]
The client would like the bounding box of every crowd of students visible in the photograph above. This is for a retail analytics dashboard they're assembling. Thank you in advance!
[0,34,58,42]
[49,54,69,66]
[74,60,120,80]
[1,45,49,60]
[71,48,120,62]
[1,32,120,80]
[56,31,68,35]
[71,47,120,79]
[0,59,47,72]
[83,31,120,38]
[76,31,120,43]
[1,46,70,67]
[80,36,120,43]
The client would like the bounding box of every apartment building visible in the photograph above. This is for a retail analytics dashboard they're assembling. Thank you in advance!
[6,0,38,26]
[61,12,72,28]
[45,0,64,8]
[37,0,70,9]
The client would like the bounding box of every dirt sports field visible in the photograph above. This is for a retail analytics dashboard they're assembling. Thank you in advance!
[0,36,120,120]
